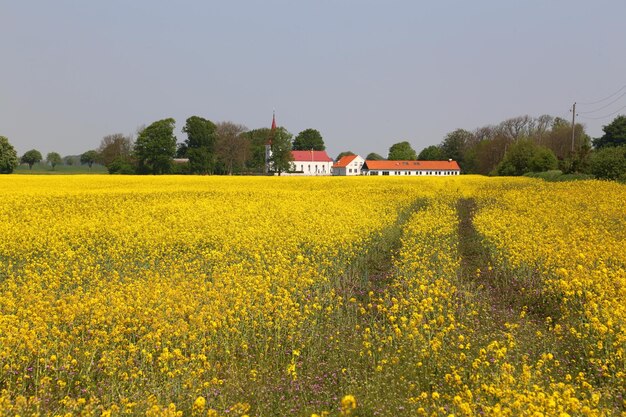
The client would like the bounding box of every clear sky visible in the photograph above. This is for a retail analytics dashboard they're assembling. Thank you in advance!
[2,1,626,159]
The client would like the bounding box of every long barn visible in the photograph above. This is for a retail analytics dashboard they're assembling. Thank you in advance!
[361,160,461,176]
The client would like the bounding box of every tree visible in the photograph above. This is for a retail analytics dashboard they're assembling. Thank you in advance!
[529,146,558,172]
[21,149,43,170]
[292,128,325,151]
[545,118,588,160]
[388,141,417,160]
[417,145,443,160]
[269,127,294,175]
[335,151,355,161]
[440,129,472,165]
[366,152,384,160]
[98,133,133,167]
[464,135,509,175]
[592,115,626,149]
[498,115,535,141]
[590,145,626,180]
[243,128,272,173]
[80,150,99,169]
[107,157,136,174]
[64,156,75,166]
[134,118,177,174]
[46,152,62,170]
[0,136,19,174]
[215,121,248,175]
[496,140,557,176]
[182,116,217,174]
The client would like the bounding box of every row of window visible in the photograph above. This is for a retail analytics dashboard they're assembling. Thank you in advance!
[367,170,459,176]
[297,164,328,173]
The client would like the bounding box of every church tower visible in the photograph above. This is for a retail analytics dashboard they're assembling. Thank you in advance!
[265,111,276,174]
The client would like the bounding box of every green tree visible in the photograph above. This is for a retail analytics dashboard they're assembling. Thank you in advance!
[0,136,19,174]
[388,141,417,160]
[592,115,626,149]
[46,152,62,170]
[292,128,325,151]
[80,150,99,169]
[366,152,384,160]
[21,149,43,170]
[417,145,442,160]
[134,118,177,174]
[529,146,558,172]
[335,151,355,161]
[496,140,557,176]
[243,128,272,173]
[182,116,217,174]
[440,129,472,166]
[269,127,294,175]
[590,145,626,180]
[64,156,76,166]
[108,156,136,174]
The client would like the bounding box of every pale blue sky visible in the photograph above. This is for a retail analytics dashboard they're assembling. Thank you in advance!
[2,1,625,158]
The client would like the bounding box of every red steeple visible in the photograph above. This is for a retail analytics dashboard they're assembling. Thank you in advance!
[267,111,276,146]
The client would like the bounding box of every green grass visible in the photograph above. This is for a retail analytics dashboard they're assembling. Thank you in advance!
[523,170,594,181]
[14,163,108,174]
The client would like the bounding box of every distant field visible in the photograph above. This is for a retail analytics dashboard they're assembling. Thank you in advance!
[0,176,624,416]
[14,163,108,174]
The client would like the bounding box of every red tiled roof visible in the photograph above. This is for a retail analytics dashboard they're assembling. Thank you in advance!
[363,160,461,171]
[332,154,358,168]
[291,150,333,162]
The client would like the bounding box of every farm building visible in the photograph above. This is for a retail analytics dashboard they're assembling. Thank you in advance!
[288,150,334,176]
[361,160,461,176]
[332,154,365,176]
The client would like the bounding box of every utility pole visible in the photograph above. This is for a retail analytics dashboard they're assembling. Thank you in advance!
[571,102,577,153]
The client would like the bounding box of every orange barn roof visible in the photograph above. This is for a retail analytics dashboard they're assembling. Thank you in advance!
[363,160,461,171]
[332,154,358,168]
[291,150,333,162]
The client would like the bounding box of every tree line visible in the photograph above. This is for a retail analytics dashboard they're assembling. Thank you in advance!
[0,117,330,175]
[1,114,625,179]
[333,114,625,180]
[409,114,626,180]
[93,118,336,175]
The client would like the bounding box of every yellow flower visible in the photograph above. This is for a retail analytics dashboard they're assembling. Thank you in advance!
[340,395,357,415]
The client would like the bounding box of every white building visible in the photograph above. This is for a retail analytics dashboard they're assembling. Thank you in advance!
[288,150,334,176]
[361,160,461,176]
[332,154,365,176]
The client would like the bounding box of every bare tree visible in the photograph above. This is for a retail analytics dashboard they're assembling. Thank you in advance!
[499,115,534,141]
[533,114,554,145]
[215,122,249,175]
[98,133,134,167]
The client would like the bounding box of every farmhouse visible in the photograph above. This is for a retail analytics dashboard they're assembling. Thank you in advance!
[332,154,365,176]
[361,160,461,176]
[288,150,334,176]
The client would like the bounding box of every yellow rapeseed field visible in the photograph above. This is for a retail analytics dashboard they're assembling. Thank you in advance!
[0,175,624,416]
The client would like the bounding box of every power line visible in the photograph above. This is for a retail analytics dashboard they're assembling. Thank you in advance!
[578,104,626,120]
[578,91,626,114]
[578,84,626,106]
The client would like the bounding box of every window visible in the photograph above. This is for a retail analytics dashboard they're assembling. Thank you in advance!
[370,171,378,176]
[382,171,390,176]
[300,165,304,171]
